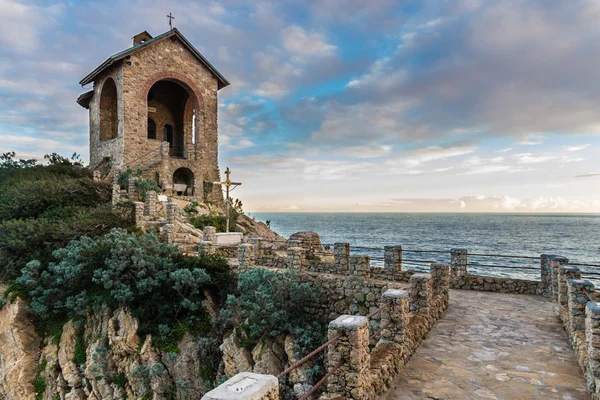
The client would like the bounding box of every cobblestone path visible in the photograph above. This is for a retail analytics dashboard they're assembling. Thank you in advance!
[383,289,588,399]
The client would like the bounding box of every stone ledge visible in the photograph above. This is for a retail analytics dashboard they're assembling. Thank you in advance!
[201,372,278,400]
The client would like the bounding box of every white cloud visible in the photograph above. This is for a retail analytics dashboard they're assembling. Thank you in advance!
[564,144,591,152]
[342,144,391,158]
[281,25,337,57]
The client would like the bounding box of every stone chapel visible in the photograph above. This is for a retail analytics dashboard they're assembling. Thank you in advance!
[76,28,229,202]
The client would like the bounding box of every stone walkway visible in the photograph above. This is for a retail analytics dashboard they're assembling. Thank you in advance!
[383,290,589,400]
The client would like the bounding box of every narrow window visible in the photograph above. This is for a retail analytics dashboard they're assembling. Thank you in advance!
[147,118,156,139]
[163,124,173,146]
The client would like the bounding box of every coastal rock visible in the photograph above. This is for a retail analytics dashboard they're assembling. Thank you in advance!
[220,331,254,378]
[251,337,285,376]
[0,298,40,400]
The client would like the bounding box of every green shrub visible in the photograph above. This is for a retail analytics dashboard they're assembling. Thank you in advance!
[118,166,160,199]
[222,269,326,355]
[33,375,46,400]
[190,215,230,233]
[73,330,86,365]
[0,204,134,282]
[16,229,233,344]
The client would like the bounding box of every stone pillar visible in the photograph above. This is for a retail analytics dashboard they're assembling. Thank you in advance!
[409,273,432,316]
[128,177,138,200]
[568,279,595,333]
[551,256,569,301]
[348,255,370,281]
[540,254,556,297]
[450,248,468,285]
[199,241,215,255]
[378,289,409,345]
[558,265,580,307]
[334,243,350,270]
[239,244,255,272]
[586,302,600,393]
[133,202,144,228]
[144,190,157,217]
[160,140,169,160]
[287,247,304,272]
[430,263,450,310]
[326,315,370,399]
[166,201,177,225]
[248,238,262,263]
[203,226,217,243]
[162,224,174,244]
[384,246,402,272]
[112,183,120,206]
[201,372,278,400]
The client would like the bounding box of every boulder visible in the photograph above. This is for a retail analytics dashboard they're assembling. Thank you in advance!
[220,332,253,378]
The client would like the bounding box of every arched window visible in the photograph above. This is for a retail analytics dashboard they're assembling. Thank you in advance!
[147,118,156,139]
[99,78,118,141]
[163,124,173,146]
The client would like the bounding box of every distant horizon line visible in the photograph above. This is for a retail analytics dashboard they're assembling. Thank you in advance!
[246,211,600,215]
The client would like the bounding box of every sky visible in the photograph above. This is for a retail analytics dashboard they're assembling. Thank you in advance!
[1,0,599,213]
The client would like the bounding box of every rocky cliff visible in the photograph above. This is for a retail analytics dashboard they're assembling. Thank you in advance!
[0,299,213,400]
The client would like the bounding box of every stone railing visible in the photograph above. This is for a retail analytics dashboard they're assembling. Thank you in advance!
[245,239,577,296]
[203,261,450,400]
[551,255,600,399]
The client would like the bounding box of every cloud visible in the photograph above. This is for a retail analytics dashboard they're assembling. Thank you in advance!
[342,144,391,158]
[515,139,543,146]
[564,144,591,152]
[281,25,337,57]
[575,173,600,178]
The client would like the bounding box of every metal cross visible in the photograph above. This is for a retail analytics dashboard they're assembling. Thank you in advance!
[167,13,175,30]
[214,167,242,232]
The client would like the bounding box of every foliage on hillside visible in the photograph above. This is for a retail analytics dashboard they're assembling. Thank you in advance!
[13,228,233,350]
[0,152,133,282]
[222,268,326,356]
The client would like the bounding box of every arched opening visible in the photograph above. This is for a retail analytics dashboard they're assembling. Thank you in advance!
[147,118,156,139]
[99,78,118,141]
[147,79,196,158]
[173,167,194,196]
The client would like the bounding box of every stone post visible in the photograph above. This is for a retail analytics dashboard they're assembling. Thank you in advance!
[128,177,138,200]
[203,226,217,243]
[586,302,600,393]
[144,190,157,217]
[248,238,262,263]
[348,255,370,281]
[450,248,468,286]
[162,224,174,244]
[540,254,556,297]
[430,263,450,312]
[326,315,370,399]
[409,273,432,316]
[160,140,169,160]
[201,372,278,400]
[551,256,569,301]
[133,202,144,228]
[112,183,120,206]
[568,279,595,333]
[378,289,409,345]
[239,244,255,272]
[166,201,177,225]
[334,243,350,270]
[384,246,402,272]
[287,247,304,272]
[199,241,215,255]
[558,265,580,307]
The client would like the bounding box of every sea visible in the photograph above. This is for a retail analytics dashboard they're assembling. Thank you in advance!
[248,213,600,282]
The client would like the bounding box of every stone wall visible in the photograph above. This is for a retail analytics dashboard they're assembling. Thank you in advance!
[218,245,451,399]
[553,256,600,399]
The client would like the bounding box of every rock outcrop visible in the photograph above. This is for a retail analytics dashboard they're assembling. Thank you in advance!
[0,298,40,400]
[0,298,216,400]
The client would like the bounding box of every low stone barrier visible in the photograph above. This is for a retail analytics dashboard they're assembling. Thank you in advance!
[553,258,600,399]
[216,258,450,400]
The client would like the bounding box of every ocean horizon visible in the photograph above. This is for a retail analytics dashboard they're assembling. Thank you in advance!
[248,212,600,282]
